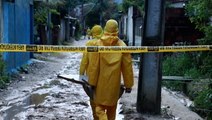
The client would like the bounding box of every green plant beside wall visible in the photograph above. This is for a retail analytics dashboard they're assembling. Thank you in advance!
[163,53,194,76]
[192,85,212,119]
[163,52,212,119]
[0,54,9,89]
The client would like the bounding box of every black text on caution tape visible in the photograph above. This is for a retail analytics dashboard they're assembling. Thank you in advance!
[87,47,98,52]
[26,45,38,52]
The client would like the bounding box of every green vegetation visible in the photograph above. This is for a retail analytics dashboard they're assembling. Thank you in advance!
[193,86,212,119]
[185,0,212,45]
[185,1,212,118]
[86,0,120,27]
[122,0,144,13]
[0,54,9,89]
[163,1,212,119]
[163,52,212,119]
[162,53,199,91]
[34,0,64,26]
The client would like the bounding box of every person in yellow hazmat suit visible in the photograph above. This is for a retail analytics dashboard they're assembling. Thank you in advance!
[89,19,134,120]
[79,25,103,120]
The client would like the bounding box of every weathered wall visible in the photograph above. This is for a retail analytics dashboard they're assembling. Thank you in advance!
[127,6,133,46]
[123,15,127,36]
[59,19,66,42]
[135,17,143,46]
[2,0,33,71]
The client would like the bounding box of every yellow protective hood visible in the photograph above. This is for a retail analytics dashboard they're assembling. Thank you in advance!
[91,25,103,39]
[101,32,119,46]
[101,19,119,46]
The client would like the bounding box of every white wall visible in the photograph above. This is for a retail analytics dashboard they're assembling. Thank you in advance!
[123,15,127,36]
[59,19,66,42]
[127,6,133,46]
[169,2,185,8]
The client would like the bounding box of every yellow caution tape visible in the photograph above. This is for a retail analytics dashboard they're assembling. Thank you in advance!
[0,44,211,53]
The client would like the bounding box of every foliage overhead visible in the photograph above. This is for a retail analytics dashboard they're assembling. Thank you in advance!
[100,0,119,22]
[122,0,144,13]
[185,0,212,44]
[64,0,93,11]
[184,0,212,82]
[86,0,119,27]
[34,0,120,27]
[34,0,64,26]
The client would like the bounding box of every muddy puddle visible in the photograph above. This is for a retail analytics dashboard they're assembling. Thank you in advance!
[3,93,48,120]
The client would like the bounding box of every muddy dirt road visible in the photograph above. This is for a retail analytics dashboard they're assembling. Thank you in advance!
[0,53,92,119]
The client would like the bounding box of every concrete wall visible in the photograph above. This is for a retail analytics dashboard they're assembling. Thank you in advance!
[127,6,133,46]
[2,0,33,71]
[59,19,66,42]
[123,7,143,46]
[123,15,127,36]
[135,17,143,46]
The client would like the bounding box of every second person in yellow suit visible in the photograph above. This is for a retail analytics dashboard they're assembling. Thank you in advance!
[89,19,134,120]
[79,25,103,120]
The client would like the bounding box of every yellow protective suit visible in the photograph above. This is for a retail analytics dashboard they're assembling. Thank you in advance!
[80,25,103,77]
[79,25,103,120]
[90,19,134,120]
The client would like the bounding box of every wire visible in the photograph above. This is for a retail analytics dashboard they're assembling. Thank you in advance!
[192,107,212,112]
[82,0,99,17]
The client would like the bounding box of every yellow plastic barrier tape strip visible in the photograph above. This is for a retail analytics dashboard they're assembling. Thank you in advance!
[0,44,211,53]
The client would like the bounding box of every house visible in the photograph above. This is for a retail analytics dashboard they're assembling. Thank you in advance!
[165,0,203,45]
[120,0,203,46]
[119,6,143,46]
[1,0,34,72]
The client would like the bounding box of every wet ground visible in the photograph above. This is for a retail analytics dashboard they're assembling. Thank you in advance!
[0,51,94,120]
[0,39,203,120]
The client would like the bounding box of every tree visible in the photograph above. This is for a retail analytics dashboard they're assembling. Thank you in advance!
[182,1,212,119]
[34,0,64,26]
[185,0,212,45]
[86,0,120,27]
[184,0,212,78]
[122,0,144,13]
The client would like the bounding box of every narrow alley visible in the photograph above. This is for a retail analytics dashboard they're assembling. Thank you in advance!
[0,0,211,119]
[0,39,203,120]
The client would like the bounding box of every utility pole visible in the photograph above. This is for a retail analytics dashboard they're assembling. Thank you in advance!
[137,0,165,114]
